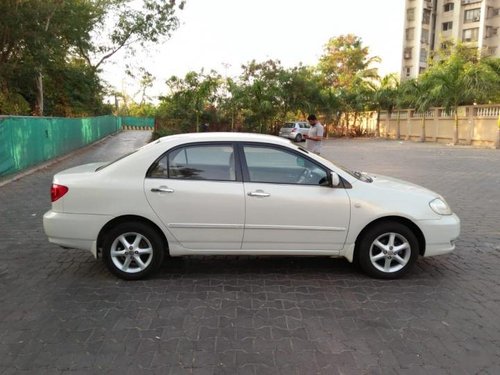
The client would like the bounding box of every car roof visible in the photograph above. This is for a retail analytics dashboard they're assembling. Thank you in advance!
[154,132,293,147]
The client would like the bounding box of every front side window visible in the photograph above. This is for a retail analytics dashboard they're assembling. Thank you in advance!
[149,144,236,181]
[243,145,329,186]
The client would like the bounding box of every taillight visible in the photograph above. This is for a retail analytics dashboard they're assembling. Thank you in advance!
[51,184,68,202]
[291,128,297,132]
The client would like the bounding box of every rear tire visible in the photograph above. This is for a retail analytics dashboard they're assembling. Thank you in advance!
[357,222,419,279]
[102,221,165,280]
[295,134,303,142]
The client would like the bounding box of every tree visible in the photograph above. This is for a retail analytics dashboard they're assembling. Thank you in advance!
[394,79,415,139]
[318,34,380,90]
[402,77,435,142]
[317,87,340,134]
[482,57,500,103]
[0,0,97,115]
[0,0,184,116]
[44,59,112,117]
[218,78,245,131]
[159,70,221,132]
[277,65,323,119]
[238,60,284,133]
[425,44,500,144]
[77,0,185,71]
[369,74,399,137]
[318,34,380,135]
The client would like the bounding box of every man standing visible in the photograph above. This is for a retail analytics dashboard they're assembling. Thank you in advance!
[304,114,324,155]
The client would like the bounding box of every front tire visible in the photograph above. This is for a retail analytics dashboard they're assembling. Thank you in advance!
[102,221,165,280]
[357,222,419,279]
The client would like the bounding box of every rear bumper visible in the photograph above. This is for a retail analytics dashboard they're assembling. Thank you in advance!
[43,210,112,258]
[418,213,460,257]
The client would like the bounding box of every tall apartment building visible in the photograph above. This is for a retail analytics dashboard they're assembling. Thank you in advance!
[401,0,500,79]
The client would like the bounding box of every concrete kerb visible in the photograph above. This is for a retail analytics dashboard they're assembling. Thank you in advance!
[0,130,122,188]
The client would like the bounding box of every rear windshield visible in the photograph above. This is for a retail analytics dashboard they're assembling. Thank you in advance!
[283,123,295,128]
[95,150,137,171]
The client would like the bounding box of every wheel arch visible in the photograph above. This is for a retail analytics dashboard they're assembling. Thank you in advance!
[96,215,169,258]
[353,216,426,261]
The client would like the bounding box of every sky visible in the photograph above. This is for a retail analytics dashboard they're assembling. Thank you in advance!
[102,0,406,101]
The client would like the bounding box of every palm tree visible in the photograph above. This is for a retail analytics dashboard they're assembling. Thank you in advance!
[426,46,500,144]
[369,73,399,137]
[402,77,435,142]
[394,79,415,140]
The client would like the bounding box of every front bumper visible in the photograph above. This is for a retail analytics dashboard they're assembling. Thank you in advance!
[418,213,461,257]
[43,210,113,258]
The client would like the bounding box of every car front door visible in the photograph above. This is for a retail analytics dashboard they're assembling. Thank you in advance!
[144,143,245,250]
[240,144,350,252]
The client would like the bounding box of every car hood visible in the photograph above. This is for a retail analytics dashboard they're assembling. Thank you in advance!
[368,173,438,198]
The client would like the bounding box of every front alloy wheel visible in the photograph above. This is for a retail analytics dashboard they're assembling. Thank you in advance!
[102,221,164,280]
[358,222,419,279]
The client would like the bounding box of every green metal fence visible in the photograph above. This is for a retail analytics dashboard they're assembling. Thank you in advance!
[0,115,153,178]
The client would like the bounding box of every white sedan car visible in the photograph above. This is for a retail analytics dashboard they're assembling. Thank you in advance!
[43,133,460,280]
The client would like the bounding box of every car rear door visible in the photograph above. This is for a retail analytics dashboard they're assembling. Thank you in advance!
[144,143,245,250]
[240,143,351,252]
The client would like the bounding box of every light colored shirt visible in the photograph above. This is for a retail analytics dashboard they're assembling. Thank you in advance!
[305,123,324,154]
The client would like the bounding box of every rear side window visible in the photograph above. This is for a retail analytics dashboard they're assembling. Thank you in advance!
[148,144,236,181]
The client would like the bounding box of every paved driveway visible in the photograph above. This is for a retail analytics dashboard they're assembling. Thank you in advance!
[0,132,499,374]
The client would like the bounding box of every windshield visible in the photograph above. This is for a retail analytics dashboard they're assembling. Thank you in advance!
[95,150,138,171]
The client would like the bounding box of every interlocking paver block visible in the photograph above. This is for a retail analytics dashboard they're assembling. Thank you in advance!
[1,133,500,373]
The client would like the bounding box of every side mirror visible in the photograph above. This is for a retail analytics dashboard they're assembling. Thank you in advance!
[330,172,340,187]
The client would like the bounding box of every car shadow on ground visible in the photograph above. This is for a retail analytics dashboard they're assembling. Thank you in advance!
[149,255,439,282]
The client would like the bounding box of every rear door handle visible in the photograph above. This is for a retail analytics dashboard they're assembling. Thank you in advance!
[151,186,174,193]
[248,190,270,197]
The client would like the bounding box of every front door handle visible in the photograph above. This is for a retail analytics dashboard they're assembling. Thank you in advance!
[248,190,270,198]
[151,186,175,193]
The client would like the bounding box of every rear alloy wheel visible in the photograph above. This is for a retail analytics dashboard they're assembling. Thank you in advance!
[102,221,165,280]
[358,222,419,279]
[295,134,303,142]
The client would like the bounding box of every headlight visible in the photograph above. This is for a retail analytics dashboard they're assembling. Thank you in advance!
[429,198,452,215]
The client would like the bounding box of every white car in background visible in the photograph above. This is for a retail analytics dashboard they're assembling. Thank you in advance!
[278,121,310,142]
[43,133,460,280]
